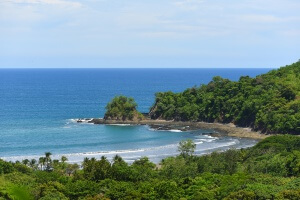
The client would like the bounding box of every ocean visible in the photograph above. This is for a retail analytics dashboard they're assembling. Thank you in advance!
[0,68,272,163]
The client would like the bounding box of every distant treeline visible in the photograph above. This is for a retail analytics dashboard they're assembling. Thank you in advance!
[1,135,300,199]
[150,62,300,134]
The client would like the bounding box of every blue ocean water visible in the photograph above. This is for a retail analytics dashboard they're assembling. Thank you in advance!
[0,68,271,163]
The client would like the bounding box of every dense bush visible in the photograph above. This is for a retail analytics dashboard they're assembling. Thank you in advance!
[0,160,14,174]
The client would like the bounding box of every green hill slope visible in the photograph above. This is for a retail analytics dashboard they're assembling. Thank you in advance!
[149,62,300,134]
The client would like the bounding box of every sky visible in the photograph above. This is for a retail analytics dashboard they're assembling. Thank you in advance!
[0,0,300,68]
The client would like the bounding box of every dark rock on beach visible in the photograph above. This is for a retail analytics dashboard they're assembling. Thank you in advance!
[202,132,224,137]
[77,118,268,140]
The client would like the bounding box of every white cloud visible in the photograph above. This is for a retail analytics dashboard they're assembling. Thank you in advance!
[280,30,300,37]
[174,0,205,10]
[0,0,84,24]
[4,0,82,8]
[1,0,300,67]
[241,14,283,23]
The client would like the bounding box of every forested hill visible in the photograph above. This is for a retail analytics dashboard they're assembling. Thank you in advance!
[149,62,300,134]
[104,96,144,121]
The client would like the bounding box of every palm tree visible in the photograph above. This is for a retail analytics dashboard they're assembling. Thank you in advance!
[83,157,89,163]
[53,159,59,165]
[66,163,79,176]
[45,152,52,171]
[61,156,68,163]
[52,159,59,169]
[45,152,52,161]
[22,159,29,166]
[39,157,46,170]
[113,155,123,164]
[29,159,37,169]
[82,157,90,169]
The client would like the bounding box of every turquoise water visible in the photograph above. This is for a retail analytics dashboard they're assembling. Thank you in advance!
[0,68,271,163]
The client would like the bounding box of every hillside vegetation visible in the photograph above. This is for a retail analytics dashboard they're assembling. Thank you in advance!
[149,62,300,134]
[1,135,300,199]
[104,96,143,121]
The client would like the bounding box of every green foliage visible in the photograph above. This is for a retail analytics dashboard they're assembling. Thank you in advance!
[104,181,141,200]
[178,139,196,157]
[0,176,33,200]
[130,157,156,182]
[36,181,67,200]
[250,134,300,154]
[196,149,242,175]
[276,189,300,200]
[104,95,143,121]
[1,136,300,199]
[152,180,183,200]
[6,185,33,200]
[65,180,103,199]
[224,190,256,200]
[0,160,14,174]
[83,156,111,182]
[150,62,300,134]
[160,157,198,179]
[110,155,131,181]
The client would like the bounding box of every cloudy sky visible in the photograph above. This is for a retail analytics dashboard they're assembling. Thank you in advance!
[0,0,299,68]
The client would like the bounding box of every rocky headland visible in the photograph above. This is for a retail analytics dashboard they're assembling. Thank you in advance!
[77,118,268,140]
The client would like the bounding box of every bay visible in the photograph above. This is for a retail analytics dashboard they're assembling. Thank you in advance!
[0,68,271,163]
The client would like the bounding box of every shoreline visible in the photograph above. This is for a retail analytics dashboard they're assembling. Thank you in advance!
[1,119,262,164]
[81,118,269,140]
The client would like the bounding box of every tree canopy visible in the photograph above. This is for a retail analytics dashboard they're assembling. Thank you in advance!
[178,139,196,157]
[104,96,143,121]
[149,62,300,134]
[1,135,300,199]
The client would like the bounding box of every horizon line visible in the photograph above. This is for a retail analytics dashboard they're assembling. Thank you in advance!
[0,67,277,69]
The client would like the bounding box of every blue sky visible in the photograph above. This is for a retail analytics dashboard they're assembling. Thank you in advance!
[0,0,299,68]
